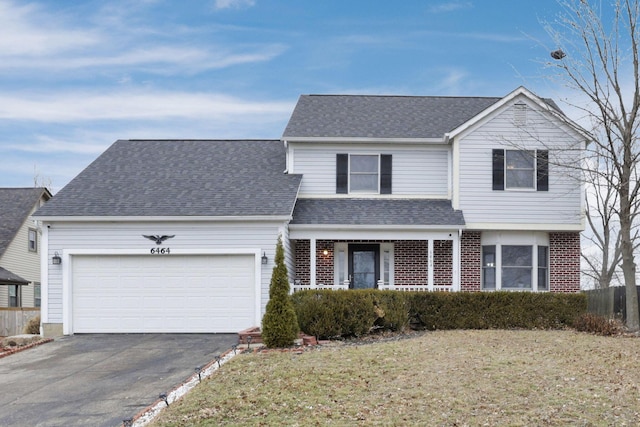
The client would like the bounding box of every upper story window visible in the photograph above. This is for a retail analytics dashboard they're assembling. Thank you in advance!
[28,228,37,252]
[336,154,392,194]
[492,149,548,191]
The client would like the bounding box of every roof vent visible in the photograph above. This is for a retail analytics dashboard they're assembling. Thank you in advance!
[514,103,527,126]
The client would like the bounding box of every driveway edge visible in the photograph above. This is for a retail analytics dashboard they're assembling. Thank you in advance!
[129,346,241,427]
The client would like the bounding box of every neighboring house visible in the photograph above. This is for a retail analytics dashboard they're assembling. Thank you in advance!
[33,86,588,337]
[0,188,52,308]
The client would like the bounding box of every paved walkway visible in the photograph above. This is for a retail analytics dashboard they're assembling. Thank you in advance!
[0,334,237,426]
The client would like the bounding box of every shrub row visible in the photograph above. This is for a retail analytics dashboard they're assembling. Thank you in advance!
[291,290,587,339]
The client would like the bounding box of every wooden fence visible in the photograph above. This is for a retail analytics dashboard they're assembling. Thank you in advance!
[585,286,640,321]
[0,308,40,337]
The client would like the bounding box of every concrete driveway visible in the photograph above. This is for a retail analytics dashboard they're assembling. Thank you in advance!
[0,334,237,427]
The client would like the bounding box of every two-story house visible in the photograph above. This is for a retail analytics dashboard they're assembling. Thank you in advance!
[0,188,52,309]
[33,87,587,337]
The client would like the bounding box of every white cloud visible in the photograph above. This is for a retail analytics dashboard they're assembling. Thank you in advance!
[0,90,293,122]
[427,1,473,14]
[0,0,100,56]
[213,0,256,10]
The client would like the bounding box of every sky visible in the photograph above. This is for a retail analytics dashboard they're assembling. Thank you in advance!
[0,0,588,193]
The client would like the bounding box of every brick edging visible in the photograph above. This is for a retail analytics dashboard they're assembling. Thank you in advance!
[0,338,54,359]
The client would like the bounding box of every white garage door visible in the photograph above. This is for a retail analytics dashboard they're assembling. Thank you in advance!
[71,254,256,333]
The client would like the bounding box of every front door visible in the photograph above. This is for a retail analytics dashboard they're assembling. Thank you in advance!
[348,244,380,289]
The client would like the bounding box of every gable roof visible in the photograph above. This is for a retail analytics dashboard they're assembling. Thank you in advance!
[34,140,302,219]
[282,94,502,140]
[290,198,465,227]
[282,88,565,141]
[0,187,50,257]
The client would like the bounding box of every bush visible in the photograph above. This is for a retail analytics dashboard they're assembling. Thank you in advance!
[292,290,587,338]
[261,237,299,348]
[24,315,41,335]
[574,312,622,336]
[292,290,377,339]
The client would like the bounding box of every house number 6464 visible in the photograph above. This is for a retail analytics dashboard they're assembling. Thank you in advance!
[150,248,171,255]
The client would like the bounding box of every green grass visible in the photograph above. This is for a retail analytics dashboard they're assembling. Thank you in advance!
[151,330,640,426]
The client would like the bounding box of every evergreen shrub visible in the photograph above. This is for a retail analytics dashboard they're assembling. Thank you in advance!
[261,237,299,348]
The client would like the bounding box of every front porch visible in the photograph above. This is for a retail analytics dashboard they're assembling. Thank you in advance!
[291,237,460,293]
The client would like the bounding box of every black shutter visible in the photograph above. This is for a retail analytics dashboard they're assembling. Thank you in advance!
[336,154,348,194]
[492,149,505,190]
[380,154,392,194]
[536,150,549,191]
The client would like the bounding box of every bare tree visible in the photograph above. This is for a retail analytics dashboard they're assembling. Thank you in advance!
[545,0,640,330]
[582,147,624,288]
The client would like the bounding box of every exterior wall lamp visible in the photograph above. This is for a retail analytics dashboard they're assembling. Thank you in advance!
[261,252,268,265]
[323,249,329,256]
[52,252,62,265]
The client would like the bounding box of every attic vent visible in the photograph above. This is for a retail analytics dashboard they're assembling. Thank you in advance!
[514,103,527,126]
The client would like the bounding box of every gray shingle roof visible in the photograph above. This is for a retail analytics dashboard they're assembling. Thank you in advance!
[35,140,302,218]
[0,188,50,256]
[0,266,29,285]
[282,95,502,139]
[290,198,465,226]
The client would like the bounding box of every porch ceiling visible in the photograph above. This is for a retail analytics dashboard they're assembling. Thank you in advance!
[290,198,465,226]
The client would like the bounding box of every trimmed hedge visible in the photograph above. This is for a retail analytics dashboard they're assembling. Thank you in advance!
[292,290,587,339]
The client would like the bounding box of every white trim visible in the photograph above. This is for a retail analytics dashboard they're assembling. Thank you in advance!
[309,239,317,287]
[40,225,49,324]
[61,248,262,335]
[466,223,584,231]
[33,215,292,223]
[290,228,461,240]
[294,194,452,200]
[282,137,446,144]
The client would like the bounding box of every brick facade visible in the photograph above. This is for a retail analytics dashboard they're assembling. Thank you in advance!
[460,231,481,291]
[294,240,310,285]
[292,232,580,292]
[549,232,581,292]
[433,240,453,286]
[394,241,428,286]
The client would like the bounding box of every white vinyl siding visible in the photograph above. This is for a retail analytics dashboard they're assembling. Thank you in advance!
[0,200,44,307]
[43,220,286,325]
[291,143,449,197]
[457,101,583,226]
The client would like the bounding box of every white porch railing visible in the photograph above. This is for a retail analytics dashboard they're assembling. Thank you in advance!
[292,280,454,293]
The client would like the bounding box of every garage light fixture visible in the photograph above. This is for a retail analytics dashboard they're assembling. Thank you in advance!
[52,252,62,265]
[261,252,268,265]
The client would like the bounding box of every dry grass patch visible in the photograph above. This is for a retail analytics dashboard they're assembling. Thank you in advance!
[151,330,640,426]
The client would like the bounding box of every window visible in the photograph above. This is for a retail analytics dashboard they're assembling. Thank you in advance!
[482,246,496,290]
[28,228,37,252]
[538,246,549,291]
[34,283,41,307]
[350,155,379,193]
[506,151,535,189]
[481,240,549,292]
[8,285,20,307]
[492,149,548,191]
[336,154,392,194]
[502,245,533,289]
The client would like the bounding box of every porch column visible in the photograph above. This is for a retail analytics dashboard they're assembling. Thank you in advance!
[453,231,461,291]
[427,239,434,290]
[310,238,317,287]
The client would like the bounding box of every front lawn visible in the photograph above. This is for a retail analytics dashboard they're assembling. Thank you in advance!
[151,330,640,426]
